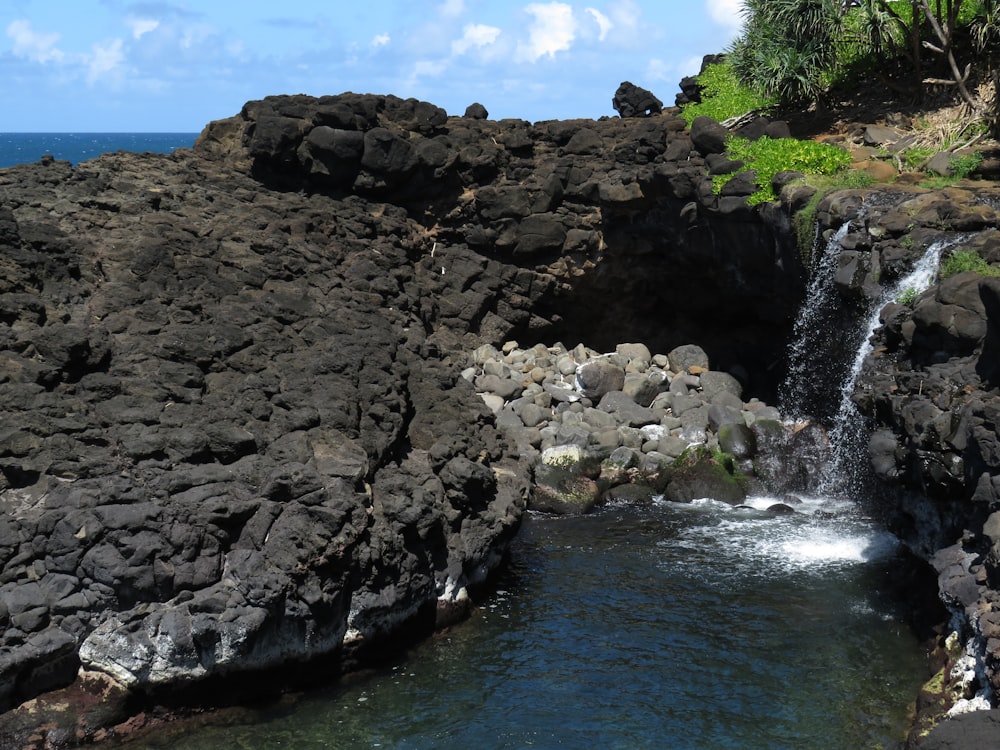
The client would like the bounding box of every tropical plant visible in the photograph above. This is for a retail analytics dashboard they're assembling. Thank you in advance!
[679,62,776,125]
[713,135,853,205]
[940,247,1000,277]
[728,0,844,107]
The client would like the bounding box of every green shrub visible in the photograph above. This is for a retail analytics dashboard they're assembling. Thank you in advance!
[897,286,919,306]
[940,248,1000,278]
[714,135,853,205]
[952,151,984,179]
[680,62,776,125]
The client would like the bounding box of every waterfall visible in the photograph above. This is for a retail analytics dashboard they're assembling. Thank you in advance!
[817,240,947,496]
[779,222,852,421]
[780,222,951,498]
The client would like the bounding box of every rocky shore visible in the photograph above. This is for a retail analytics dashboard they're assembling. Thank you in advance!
[0,83,1000,745]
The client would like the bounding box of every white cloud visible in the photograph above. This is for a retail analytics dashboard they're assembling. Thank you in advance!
[128,18,160,40]
[607,0,640,36]
[413,59,448,78]
[585,8,613,41]
[451,24,501,56]
[86,38,125,84]
[7,19,64,63]
[706,0,744,32]
[439,0,465,17]
[372,33,391,47]
[516,2,576,63]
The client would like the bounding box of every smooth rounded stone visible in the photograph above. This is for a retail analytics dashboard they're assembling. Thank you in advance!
[669,374,700,395]
[652,354,669,368]
[680,405,710,430]
[700,370,743,401]
[528,366,547,384]
[719,422,757,460]
[544,382,580,403]
[708,403,742,431]
[476,373,522,400]
[460,366,477,382]
[680,426,707,445]
[582,407,617,430]
[560,410,583,426]
[667,344,709,374]
[556,355,578,375]
[640,451,672,472]
[625,359,649,373]
[752,405,781,421]
[602,483,657,505]
[482,359,509,377]
[556,424,591,447]
[576,359,625,399]
[532,391,553,409]
[590,428,622,450]
[662,416,682,430]
[556,401,585,416]
[522,382,544,396]
[540,443,586,465]
[618,426,643,449]
[639,424,668,442]
[623,371,667,407]
[766,503,796,515]
[657,435,689,458]
[711,390,744,411]
[641,439,659,453]
[502,340,519,354]
[572,343,591,362]
[496,407,525,432]
[605,445,640,470]
[531,477,600,514]
[479,392,505,414]
[616,342,652,363]
[649,392,672,411]
[472,343,500,365]
[515,401,549,428]
[597,391,657,427]
[670,392,703,416]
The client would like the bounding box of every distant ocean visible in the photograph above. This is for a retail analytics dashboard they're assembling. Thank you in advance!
[0,133,200,169]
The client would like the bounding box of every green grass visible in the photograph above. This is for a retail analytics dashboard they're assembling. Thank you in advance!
[940,248,1000,278]
[714,135,854,205]
[680,62,776,125]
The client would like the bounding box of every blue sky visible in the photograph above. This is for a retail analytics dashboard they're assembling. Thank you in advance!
[1,1,744,132]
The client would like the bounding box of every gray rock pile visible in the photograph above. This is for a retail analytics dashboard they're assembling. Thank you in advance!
[463,340,820,513]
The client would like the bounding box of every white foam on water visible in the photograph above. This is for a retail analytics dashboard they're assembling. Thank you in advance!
[656,494,900,578]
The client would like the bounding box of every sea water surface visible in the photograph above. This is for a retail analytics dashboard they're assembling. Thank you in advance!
[0,133,198,168]
[122,496,929,750]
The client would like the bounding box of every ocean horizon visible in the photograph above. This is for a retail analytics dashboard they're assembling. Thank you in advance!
[0,132,200,169]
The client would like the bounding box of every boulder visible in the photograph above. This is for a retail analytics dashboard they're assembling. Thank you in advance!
[664,448,747,504]
[690,117,730,156]
[576,359,626,399]
[612,81,663,118]
[464,102,489,119]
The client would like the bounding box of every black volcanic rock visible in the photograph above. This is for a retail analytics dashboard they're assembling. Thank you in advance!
[612,81,663,118]
[4,87,1000,747]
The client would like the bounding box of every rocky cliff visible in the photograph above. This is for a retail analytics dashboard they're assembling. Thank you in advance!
[0,89,998,745]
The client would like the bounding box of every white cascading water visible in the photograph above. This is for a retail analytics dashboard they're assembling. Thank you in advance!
[816,239,952,495]
[779,222,852,421]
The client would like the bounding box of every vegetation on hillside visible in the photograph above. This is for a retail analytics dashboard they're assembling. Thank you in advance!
[709,0,1000,137]
[712,135,854,204]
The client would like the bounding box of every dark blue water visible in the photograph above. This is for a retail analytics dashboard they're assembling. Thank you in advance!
[0,133,199,168]
[121,495,928,750]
